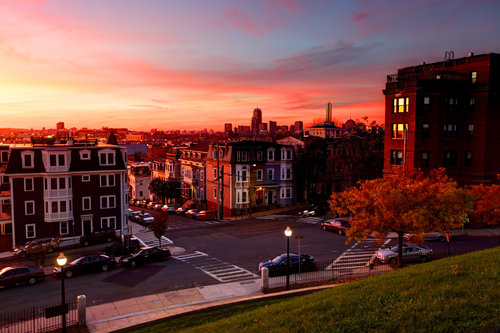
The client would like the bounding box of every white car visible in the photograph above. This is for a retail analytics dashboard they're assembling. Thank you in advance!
[140,213,155,225]
[376,245,433,264]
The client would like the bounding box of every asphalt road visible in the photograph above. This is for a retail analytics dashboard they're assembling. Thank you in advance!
[1,211,498,314]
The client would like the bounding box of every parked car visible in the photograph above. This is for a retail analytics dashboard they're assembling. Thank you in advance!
[299,203,328,217]
[176,207,188,216]
[53,254,117,278]
[130,211,142,222]
[162,205,176,213]
[80,229,117,246]
[0,266,45,288]
[185,209,199,219]
[103,238,142,257]
[120,246,171,268]
[139,213,155,225]
[152,203,163,211]
[196,210,215,220]
[13,237,60,258]
[375,245,434,265]
[321,218,351,235]
[404,232,446,242]
[258,253,316,277]
[129,199,135,206]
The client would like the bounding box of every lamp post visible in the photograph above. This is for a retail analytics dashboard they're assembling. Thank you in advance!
[57,252,68,333]
[284,226,292,290]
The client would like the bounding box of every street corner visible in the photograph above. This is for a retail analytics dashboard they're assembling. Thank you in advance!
[168,246,186,256]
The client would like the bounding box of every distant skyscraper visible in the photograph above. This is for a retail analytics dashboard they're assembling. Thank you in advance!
[269,121,277,136]
[326,102,332,123]
[259,123,268,131]
[224,123,233,134]
[56,122,65,130]
[251,108,262,132]
[294,121,303,131]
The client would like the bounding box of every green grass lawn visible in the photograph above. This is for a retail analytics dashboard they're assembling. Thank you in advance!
[131,247,500,333]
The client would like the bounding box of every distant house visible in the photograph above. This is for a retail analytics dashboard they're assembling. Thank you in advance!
[178,143,210,209]
[123,144,149,162]
[128,162,151,201]
[206,141,295,218]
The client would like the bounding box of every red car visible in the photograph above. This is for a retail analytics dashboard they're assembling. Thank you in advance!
[0,266,45,287]
[320,218,351,235]
[197,210,216,220]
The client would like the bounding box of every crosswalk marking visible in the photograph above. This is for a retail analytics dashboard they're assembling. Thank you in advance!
[255,215,290,220]
[327,238,382,271]
[174,251,258,283]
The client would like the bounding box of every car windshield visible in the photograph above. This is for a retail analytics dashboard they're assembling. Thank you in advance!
[271,255,286,264]
[0,267,12,275]
[389,246,399,253]
[70,257,83,265]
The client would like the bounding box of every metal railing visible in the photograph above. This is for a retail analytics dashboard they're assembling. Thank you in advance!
[0,299,78,333]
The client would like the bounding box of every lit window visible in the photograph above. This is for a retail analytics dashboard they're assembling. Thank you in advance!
[471,71,477,84]
[391,123,408,139]
[390,150,404,165]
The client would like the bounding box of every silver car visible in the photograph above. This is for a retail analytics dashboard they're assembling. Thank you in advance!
[404,232,446,242]
[376,245,433,265]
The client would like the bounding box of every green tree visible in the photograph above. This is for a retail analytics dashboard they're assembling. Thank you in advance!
[329,168,473,267]
[149,213,169,247]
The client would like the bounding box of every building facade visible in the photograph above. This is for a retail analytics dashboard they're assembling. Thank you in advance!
[206,141,295,218]
[6,138,128,247]
[128,162,151,201]
[179,143,209,209]
[383,52,500,184]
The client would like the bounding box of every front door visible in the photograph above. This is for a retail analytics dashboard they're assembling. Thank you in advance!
[267,190,274,205]
[83,219,92,236]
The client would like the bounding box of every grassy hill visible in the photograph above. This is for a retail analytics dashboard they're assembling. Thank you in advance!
[132,247,500,333]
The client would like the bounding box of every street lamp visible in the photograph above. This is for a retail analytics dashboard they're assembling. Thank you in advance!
[57,252,68,333]
[284,226,292,290]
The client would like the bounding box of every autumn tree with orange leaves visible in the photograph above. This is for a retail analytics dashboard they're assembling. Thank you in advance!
[329,168,473,267]
[469,185,500,227]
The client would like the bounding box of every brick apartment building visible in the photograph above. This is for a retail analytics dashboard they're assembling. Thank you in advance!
[5,138,128,247]
[206,141,295,218]
[383,52,500,184]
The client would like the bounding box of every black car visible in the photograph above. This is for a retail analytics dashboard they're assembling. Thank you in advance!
[80,229,117,246]
[103,238,142,257]
[321,218,351,235]
[258,253,316,277]
[53,254,117,278]
[0,266,45,288]
[120,246,171,268]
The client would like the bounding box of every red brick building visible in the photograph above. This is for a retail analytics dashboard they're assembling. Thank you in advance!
[383,52,500,184]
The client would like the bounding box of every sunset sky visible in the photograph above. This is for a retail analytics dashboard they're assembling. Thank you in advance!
[1,0,499,131]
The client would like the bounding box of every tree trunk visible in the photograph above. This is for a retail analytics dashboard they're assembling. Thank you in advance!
[398,231,404,268]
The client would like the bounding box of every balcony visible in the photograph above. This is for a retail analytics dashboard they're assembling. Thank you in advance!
[45,211,73,222]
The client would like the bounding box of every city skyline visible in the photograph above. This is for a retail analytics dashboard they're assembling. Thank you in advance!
[1,0,499,131]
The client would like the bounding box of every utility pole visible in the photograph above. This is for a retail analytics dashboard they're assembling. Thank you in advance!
[216,141,220,221]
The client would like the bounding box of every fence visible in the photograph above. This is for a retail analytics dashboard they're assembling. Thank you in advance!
[0,299,78,333]
[261,247,473,293]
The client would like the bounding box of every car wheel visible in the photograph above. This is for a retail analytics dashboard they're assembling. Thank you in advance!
[389,258,397,265]
[83,240,89,247]
[47,247,54,253]
[438,236,446,242]
[420,256,428,263]
[130,260,137,268]
[101,264,109,272]
[28,277,37,285]
[65,270,73,278]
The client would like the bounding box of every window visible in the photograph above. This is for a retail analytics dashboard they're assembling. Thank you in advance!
[59,178,66,190]
[465,151,473,167]
[236,189,248,204]
[281,167,292,180]
[213,188,217,199]
[82,175,90,182]
[100,174,115,187]
[267,169,274,180]
[2,175,8,184]
[268,149,274,161]
[468,97,476,112]
[445,97,458,112]
[24,178,34,191]
[100,195,116,209]
[421,151,429,167]
[422,96,430,112]
[49,153,65,167]
[391,123,407,139]
[242,151,248,162]
[390,150,404,165]
[466,124,474,138]
[25,201,35,215]
[1,151,8,163]
[393,97,409,113]
[21,151,34,169]
[236,151,241,161]
[213,168,217,179]
[422,123,430,138]
[242,191,247,203]
[470,71,477,84]
[82,197,91,210]
[443,151,458,167]
[80,150,91,160]
[60,222,69,235]
[257,151,263,161]
[280,188,292,199]
[101,217,116,229]
[99,151,115,166]
[423,97,430,105]
[242,170,247,182]
[443,123,457,138]
[26,224,36,239]
[287,150,292,160]
[256,170,263,181]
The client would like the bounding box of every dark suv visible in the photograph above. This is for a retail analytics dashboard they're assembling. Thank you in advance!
[80,229,117,246]
[103,237,142,257]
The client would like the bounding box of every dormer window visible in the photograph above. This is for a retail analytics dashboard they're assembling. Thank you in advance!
[80,150,91,160]
[268,149,275,161]
[21,151,34,169]
[99,150,115,166]
[1,151,8,163]
[49,153,66,167]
